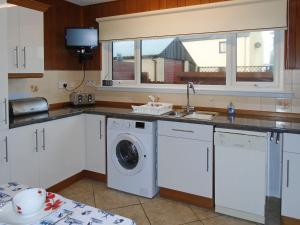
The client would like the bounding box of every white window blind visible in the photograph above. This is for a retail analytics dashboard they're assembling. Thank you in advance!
[97,0,287,41]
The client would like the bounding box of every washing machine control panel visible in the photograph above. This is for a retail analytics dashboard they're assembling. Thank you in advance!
[108,118,155,134]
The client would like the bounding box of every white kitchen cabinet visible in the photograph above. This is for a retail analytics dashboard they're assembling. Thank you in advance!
[9,124,40,187]
[7,6,44,74]
[9,116,85,189]
[0,131,9,184]
[39,116,85,188]
[157,121,213,198]
[282,133,300,220]
[85,114,106,174]
[0,1,8,131]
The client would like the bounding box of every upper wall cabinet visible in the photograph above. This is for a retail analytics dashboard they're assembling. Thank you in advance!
[7,6,44,74]
[286,0,300,69]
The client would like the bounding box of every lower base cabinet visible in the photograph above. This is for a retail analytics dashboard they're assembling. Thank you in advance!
[39,116,85,188]
[157,121,213,202]
[9,115,85,189]
[0,131,9,184]
[282,133,300,222]
[282,152,300,220]
[85,114,106,174]
[9,124,40,187]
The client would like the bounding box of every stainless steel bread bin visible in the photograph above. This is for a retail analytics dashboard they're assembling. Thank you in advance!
[9,97,49,117]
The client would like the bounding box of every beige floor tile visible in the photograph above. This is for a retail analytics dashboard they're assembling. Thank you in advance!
[58,179,95,206]
[110,205,150,225]
[189,205,220,220]
[142,196,198,225]
[201,215,257,225]
[184,221,204,225]
[94,183,140,210]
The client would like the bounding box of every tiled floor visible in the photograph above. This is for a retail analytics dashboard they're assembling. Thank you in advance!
[58,179,260,225]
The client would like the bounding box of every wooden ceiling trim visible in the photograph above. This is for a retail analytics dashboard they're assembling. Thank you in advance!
[7,0,50,12]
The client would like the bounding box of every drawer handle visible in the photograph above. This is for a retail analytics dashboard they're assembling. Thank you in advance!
[171,129,194,133]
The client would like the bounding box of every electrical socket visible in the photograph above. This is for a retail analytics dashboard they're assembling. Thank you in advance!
[58,81,68,89]
[86,80,96,87]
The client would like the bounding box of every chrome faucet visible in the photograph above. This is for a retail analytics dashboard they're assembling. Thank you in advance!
[184,82,196,113]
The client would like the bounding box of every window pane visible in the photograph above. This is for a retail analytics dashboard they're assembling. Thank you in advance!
[112,40,135,80]
[237,31,275,82]
[141,36,226,85]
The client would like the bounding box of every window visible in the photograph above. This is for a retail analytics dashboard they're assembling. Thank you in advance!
[103,30,284,91]
[141,35,226,85]
[112,40,135,81]
[236,31,275,83]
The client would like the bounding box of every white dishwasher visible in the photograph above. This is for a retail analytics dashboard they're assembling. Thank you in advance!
[214,128,268,224]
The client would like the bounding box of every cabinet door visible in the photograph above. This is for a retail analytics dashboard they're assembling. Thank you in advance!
[19,7,44,73]
[282,152,300,220]
[7,6,20,73]
[0,132,9,184]
[85,114,106,174]
[0,3,8,131]
[38,124,66,189]
[158,136,213,198]
[39,116,85,188]
[9,125,40,187]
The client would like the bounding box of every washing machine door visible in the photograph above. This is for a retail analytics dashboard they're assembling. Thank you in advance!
[112,134,146,175]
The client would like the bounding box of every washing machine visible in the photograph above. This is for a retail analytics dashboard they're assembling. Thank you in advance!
[107,118,159,198]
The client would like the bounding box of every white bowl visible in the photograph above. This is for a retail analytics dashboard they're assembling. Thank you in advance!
[12,188,46,217]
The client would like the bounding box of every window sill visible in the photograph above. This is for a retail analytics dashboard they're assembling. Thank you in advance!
[97,85,294,98]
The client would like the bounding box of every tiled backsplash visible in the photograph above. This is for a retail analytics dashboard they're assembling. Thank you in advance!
[8,70,300,113]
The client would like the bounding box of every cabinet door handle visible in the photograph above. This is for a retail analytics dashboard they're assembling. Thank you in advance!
[287,160,290,188]
[42,128,46,151]
[3,98,7,125]
[22,47,26,68]
[206,147,209,172]
[171,129,194,133]
[35,129,39,152]
[100,120,102,140]
[4,136,8,163]
[14,46,19,68]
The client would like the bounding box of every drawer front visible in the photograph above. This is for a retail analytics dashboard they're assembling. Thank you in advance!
[284,133,300,154]
[158,121,213,141]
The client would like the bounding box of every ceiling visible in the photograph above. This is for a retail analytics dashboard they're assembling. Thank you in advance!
[65,0,116,6]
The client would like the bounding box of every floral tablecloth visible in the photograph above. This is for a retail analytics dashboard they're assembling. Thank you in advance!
[0,183,136,225]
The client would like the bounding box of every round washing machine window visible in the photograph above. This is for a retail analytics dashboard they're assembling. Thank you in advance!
[112,134,146,175]
[116,140,139,170]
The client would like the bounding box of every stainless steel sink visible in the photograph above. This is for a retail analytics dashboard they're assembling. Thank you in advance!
[184,111,218,120]
[166,110,187,118]
[166,110,218,120]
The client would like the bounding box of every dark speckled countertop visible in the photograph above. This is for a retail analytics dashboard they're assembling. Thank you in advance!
[8,106,300,134]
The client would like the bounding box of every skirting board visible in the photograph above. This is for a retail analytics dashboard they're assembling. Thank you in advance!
[160,187,214,209]
[282,216,300,225]
[215,205,265,224]
[47,170,107,193]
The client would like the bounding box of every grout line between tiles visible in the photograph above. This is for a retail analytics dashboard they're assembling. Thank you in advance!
[106,203,142,211]
[139,200,152,225]
[91,181,97,207]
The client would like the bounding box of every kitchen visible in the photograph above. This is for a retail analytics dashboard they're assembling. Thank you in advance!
[0,0,300,225]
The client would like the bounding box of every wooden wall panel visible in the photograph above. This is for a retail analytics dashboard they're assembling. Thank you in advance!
[82,0,229,70]
[286,0,300,70]
[37,0,84,70]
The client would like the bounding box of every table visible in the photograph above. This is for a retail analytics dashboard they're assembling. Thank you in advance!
[0,183,136,225]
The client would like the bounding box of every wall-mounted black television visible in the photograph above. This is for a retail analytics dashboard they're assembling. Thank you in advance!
[65,28,99,50]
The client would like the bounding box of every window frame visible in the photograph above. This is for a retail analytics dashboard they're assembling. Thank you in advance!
[101,30,285,92]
